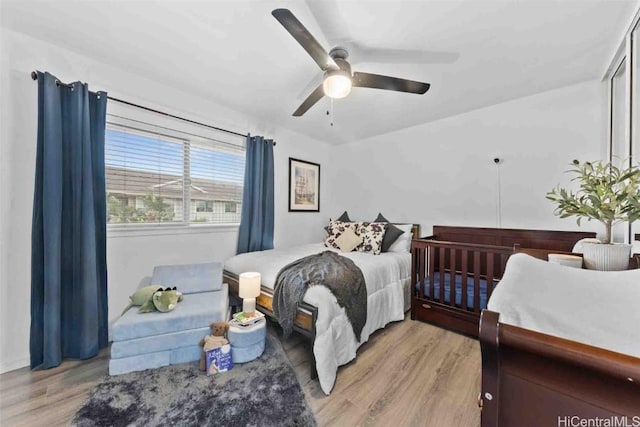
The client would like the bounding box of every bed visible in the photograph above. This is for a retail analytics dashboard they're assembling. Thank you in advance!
[223,224,419,395]
[479,253,640,425]
[411,226,596,337]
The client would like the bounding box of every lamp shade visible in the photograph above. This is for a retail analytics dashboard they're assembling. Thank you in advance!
[239,272,261,298]
[323,70,352,99]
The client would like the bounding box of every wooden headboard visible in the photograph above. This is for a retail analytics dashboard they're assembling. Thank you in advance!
[410,224,420,240]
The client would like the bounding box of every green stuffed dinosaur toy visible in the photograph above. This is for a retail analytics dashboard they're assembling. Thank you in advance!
[121,286,184,314]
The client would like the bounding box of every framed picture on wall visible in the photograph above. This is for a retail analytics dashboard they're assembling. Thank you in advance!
[289,158,320,212]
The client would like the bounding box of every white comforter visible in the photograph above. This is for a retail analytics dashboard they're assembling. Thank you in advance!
[224,243,411,394]
[488,253,640,358]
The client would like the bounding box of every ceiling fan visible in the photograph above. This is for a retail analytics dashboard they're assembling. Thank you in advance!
[272,8,432,117]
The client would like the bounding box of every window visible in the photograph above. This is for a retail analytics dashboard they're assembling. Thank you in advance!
[105,117,245,225]
[224,202,237,213]
[195,200,214,213]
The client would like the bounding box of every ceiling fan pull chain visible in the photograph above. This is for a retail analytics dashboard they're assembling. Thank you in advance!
[330,98,334,127]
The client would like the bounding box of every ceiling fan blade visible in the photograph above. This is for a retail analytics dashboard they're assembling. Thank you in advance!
[293,84,325,116]
[352,72,430,94]
[353,44,459,65]
[272,9,338,71]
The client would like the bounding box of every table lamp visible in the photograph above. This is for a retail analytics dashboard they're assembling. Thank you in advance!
[239,272,261,315]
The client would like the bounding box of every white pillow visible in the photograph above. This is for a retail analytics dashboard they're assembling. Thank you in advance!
[387,224,413,253]
[335,227,363,252]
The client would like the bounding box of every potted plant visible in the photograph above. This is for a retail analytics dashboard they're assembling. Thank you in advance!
[546,159,640,270]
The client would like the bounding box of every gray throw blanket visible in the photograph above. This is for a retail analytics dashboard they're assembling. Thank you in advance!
[273,251,367,341]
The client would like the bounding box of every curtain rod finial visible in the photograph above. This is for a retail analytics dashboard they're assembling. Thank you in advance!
[31,71,38,80]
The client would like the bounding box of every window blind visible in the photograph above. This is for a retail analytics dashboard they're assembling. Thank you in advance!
[105,119,245,225]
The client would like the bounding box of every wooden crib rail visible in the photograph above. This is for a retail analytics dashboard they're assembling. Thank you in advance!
[412,239,514,300]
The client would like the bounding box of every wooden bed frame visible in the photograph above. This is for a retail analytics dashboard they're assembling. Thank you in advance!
[411,226,596,337]
[479,310,640,425]
[223,271,319,377]
[223,223,421,379]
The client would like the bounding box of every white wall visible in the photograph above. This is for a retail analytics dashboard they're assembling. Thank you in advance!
[328,80,608,238]
[0,28,333,373]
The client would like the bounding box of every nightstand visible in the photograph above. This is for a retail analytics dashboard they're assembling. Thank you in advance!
[228,317,266,363]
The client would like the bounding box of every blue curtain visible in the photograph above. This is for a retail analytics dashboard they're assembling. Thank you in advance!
[237,135,275,254]
[30,72,108,369]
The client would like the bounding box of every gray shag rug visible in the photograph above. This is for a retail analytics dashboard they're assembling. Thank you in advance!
[73,330,316,427]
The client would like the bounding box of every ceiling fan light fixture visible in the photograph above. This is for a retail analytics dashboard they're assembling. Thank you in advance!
[323,70,352,99]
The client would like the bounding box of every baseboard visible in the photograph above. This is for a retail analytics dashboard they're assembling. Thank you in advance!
[0,355,30,374]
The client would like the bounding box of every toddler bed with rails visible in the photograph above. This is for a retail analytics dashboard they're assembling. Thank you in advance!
[479,253,640,426]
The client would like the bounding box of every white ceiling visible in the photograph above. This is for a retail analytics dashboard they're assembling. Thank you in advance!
[1,0,637,144]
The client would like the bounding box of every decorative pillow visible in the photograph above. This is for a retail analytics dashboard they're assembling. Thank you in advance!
[335,227,363,252]
[387,223,414,253]
[324,220,359,249]
[324,211,351,234]
[374,213,404,252]
[356,222,387,255]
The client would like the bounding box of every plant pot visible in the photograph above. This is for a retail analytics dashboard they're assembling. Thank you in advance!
[582,243,632,271]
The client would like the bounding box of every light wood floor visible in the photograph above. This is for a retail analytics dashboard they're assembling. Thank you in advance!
[0,316,481,427]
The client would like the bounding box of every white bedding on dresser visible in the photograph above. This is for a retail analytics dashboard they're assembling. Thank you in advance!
[488,253,640,358]
[224,243,411,394]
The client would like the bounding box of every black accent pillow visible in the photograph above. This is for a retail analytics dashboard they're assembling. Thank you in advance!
[374,213,404,252]
[324,211,351,234]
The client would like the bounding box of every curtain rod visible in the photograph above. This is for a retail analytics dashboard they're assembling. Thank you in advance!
[30,71,270,143]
